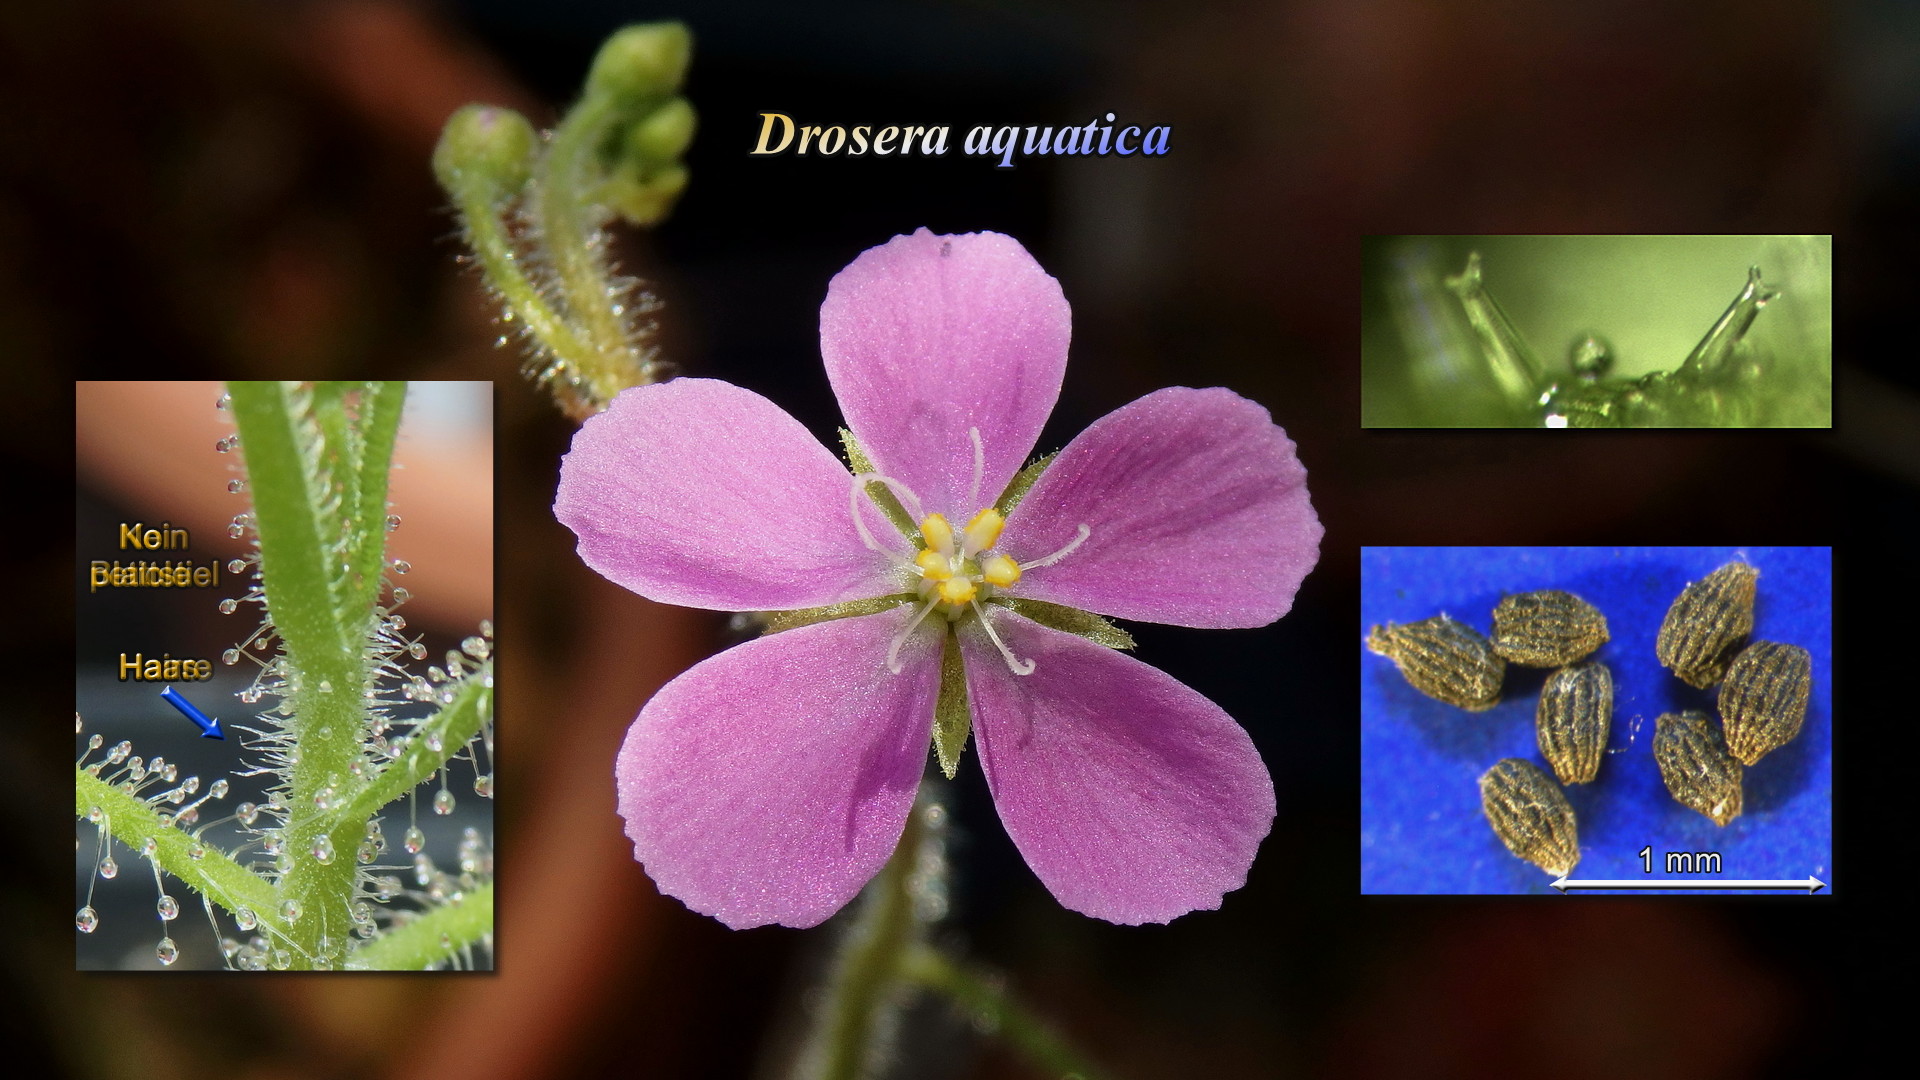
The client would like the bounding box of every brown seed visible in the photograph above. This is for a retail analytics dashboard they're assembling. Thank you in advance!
[1491,590,1610,667]
[1652,711,1744,826]
[1366,615,1505,711]
[1479,758,1580,877]
[1536,661,1613,784]
[1656,561,1757,688]
[1719,641,1812,765]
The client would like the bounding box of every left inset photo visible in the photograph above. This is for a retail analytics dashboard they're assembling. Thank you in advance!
[76,381,494,970]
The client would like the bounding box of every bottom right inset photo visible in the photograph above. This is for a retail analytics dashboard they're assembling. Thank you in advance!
[1360,547,1832,895]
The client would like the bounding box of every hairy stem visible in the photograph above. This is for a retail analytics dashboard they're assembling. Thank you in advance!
[348,882,495,970]
[76,767,292,947]
[536,91,652,407]
[227,381,387,967]
[333,670,493,826]
[810,805,927,1080]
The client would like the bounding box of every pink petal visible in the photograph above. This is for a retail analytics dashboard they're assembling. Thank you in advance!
[617,608,941,929]
[820,229,1070,516]
[961,611,1276,924]
[1000,386,1321,629]
[556,378,901,612]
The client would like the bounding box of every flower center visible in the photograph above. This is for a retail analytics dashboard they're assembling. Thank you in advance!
[911,508,1023,617]
[847,429,1091,678]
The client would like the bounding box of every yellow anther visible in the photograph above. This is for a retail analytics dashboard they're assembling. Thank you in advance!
[919,513,955,557]
[981,553,1021,588]
[962,508,1005,555]
[937,577,977,606]
[915,550,952,580]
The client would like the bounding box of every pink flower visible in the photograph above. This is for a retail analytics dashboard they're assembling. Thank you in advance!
[556,229,1321,929]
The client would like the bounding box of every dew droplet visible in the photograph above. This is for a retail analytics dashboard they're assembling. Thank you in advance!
[98,856,118,879]
[385,514,401,531]
[236,802,259,827]
[312,836,335,864]
[107,741,131,765]
[215,392,231,410]
[210,779,229,799]
[404,826,425,854]
[235,907,257,931]
[87,805,103,823]
[141,838,158,857]
[357,840,378,864]
[462,636,491,660]
[280,899,301,923]
[228,524,245,538]
[474,774,494,798]
[271,949,291,970]
[408,642,427,660]
[388,614,407,631]
[157,895,179,921]
[391,560,411,575]
[219,598,239,615]
[426,733,443,753]
[255,637,270,650]
[76,906,99,933]
[188,843,205,860]
[156,937,179,965]
[88,733,102,750]
[227,479,246,494]
[215,435,237,453]
[228,558,247,573]
[392,587,411,604]
[318,680,333,694]
[223,649,241,665]
[433,790,456,816]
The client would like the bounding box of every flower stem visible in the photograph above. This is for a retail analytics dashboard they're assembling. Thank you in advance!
[809,804,927,1080]
[228,381,375,967]
[900,945,1110,1080]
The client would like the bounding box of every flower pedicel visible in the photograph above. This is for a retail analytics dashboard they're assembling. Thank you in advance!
[556,229,1321,928]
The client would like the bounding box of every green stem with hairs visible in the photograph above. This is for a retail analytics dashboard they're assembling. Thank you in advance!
[228,381,374,966]
[348,883,495,970]
[809,806,927,1080]
[76,767,291,946]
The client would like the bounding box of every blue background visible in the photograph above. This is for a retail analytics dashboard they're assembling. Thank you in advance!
[1360,547,1832,895]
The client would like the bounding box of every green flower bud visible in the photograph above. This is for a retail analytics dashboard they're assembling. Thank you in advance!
[586,22,691,102]
[626,98,697,165]
[602,164,689,227]
[433,104,538,199]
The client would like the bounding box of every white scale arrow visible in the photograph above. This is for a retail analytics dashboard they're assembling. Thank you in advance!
[1551,874,1826,894]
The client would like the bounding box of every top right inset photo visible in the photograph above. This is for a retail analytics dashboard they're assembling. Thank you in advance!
[1361,235,1832,428]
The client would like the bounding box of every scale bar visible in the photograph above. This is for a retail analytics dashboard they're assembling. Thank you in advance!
[1552,875,1825,894]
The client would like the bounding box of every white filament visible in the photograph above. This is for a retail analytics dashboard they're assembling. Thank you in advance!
[886,597,941,674]
[970,599,1035,676]
[1018,524,1091,571]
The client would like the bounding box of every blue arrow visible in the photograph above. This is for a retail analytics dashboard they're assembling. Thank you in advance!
[160,685,224,739]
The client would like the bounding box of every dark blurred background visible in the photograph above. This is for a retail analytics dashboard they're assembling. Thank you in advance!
[9,0,1908,1076]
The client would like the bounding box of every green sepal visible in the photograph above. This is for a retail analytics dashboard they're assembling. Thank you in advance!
[839,428,919,538]
[761,594,917,634]
[933,632,970,780]
[994,452,1057,516]
[994,596,1134,650]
